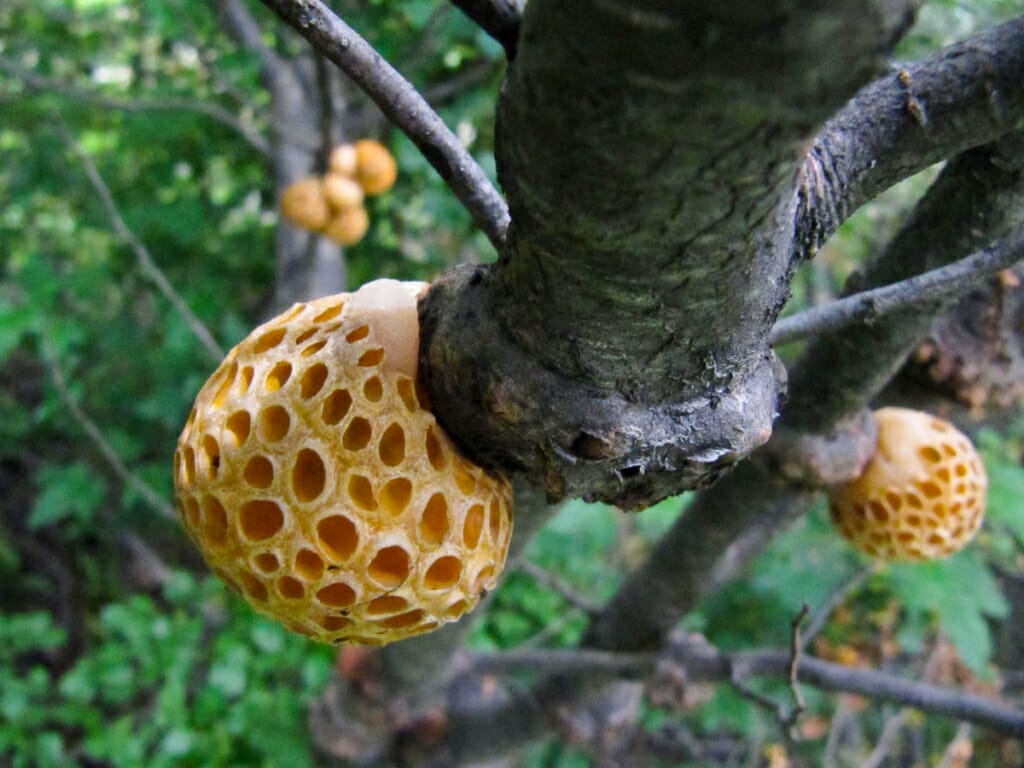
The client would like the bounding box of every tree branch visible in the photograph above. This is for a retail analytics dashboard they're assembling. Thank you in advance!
[1,57,270,155]
[441,634,1024,764]
[770,235,1024,346]
[215,0,283,75]
[449,0,521,59]
[797,16,1024,259]
[59,123,226,362]
[257,0,510,251]
[40,343,177,521]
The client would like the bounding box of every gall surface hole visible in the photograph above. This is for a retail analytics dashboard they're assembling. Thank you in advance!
[240,571,268,602]
[239,499,285,541]
[347,475,377,511]
[322,389,352,425]
[244,455,274,489]
[260,405,291,442]
[225,410,251,448]
[377,609,424,629]
[346,325,369,343]
[378,424,406,467]
[254,327,287,354]
[318,515,358,561]
[202,495,229,547]
[424,556,461,590]
[426,427,445,470]
[359,348,385,367]
[266,361,293,392]
[367,595,409,615]
[293,448,326,502]
[396,378,417,412]
[319,615,352,631]
[363,376,383,402]
[368,546,410,588]
[201,434,220,479]
[317,581,356,608]
[238,366,254,394]
[420,493,449,545]
[295,328,318,345]
[301,364,329,399]
[445,600,468,620]
[302,340,327,357]
[211,362,238,409]
[295,548,325,581]
[343,418,372,450]
[381,477,412,516]
[253,552,280,573]
[313,303,343,324]
[183,446,196,483]
[919,445,942,464]
[463,504,485,549]
[277,575,305,600]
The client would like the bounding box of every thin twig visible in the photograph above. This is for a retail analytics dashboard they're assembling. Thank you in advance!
[57,121,225,362]
[859,708,911,768]
[787,604,809,727]
[935,722,973,768]
[449,0,522,59]
[471,647,651,677]
[258,0,510,251]
[801,564,879,651]
[1,57,270,155]
[314,54,335,167]
[518,560,602,615]
[771,235,1024,345]
[41,343,177,521]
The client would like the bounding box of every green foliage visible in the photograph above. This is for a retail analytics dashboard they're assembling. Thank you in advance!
[1,573,333,768]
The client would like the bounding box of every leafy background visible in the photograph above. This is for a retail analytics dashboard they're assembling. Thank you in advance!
[1,1,1023,766]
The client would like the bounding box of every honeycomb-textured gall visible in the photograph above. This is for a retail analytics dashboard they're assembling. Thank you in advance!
[324,207,370,246]
[174,280,513,644]
[280,178,331,232]
[329,143,358,177]
[829,408,987,562]
[323,173,365,212]
[354,139,398,195]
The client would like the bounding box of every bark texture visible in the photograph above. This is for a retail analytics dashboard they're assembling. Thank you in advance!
[421,0,917,507]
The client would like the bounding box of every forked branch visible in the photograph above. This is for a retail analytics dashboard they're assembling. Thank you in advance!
[258,0,510,251]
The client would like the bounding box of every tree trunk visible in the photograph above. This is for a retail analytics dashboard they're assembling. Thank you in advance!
[420,0,917,507]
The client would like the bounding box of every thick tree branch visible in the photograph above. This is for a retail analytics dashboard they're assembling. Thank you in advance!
[438,635,1024,763]
[797,16,1024,258]
[770,235,1024,346]
[420,0,916,506]
[258,0,510,251]
[449,0,521,59]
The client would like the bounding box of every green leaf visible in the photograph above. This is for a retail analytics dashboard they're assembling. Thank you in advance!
[887,550,1008,672]
[28,463,108,529]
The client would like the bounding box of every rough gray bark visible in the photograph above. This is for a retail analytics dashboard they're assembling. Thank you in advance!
[421,0,918,507]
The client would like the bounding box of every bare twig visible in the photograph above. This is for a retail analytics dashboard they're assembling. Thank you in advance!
[258,0,510,251]
[771,235,1024,346]
[518,560,601,615]
[449,0,522,59]
[1,57,270,155]
[787,604,809,726]
[935,722,973,768]
[860,708,911,768]
[216,0,283,75]
[57,121,225,362]
[472,647,651,677]
[314,54,335,166]
[41,343,177,521]
[801,564,879,651]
